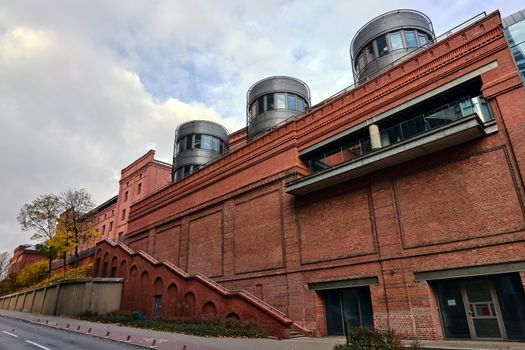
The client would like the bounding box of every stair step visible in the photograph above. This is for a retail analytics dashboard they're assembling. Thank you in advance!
[289,330,304,338]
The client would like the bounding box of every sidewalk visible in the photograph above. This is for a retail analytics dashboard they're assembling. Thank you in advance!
[0,309,524,350]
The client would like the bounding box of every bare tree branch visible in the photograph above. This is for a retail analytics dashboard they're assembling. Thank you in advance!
[0,252,12,280]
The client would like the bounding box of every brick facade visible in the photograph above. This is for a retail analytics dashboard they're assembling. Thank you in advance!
[92,11,525,340]
[7,245,42,275]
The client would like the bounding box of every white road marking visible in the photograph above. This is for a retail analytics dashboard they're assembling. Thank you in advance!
[2,330,19,338]
[25,340,53,350]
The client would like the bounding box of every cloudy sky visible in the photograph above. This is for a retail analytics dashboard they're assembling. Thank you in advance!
[0,1,523,253]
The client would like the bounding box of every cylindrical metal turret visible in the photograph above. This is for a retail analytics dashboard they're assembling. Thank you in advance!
[351,9,435,83]
[172,120,229,182]
[246,76,311,139]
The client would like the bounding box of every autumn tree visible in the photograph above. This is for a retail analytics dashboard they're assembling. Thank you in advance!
[18,194,61,277]
[60,188,96,268]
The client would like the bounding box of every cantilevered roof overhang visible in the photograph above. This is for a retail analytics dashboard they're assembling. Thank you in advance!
[286,115,496,196]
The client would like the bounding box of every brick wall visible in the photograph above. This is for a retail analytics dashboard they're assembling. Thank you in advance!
[120,11,525,339]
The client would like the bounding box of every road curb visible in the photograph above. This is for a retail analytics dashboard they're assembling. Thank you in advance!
[0,312,153,349]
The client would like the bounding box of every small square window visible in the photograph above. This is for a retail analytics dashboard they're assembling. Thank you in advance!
[121,209,126,220]
[137,183,142,195]
[124,191,128,202]
[109,221,113,231]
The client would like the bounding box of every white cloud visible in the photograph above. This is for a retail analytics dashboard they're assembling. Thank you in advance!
[0,25,235,251]
[0,0,523,252]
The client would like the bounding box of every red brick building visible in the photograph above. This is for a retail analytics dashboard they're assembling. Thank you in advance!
[7,245,42,275]
[91,150,172,243]
[93,10,525,340]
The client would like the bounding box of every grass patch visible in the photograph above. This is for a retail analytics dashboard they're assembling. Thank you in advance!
[78,311,267,338]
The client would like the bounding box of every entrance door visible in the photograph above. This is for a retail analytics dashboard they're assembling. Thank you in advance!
[462,280,506,339]
[323,287,373,336]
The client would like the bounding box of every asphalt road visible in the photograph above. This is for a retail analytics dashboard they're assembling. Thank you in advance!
[0,316,138,350]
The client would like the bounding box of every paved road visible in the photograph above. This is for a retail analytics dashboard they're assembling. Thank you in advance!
[0,316,138,350]
[2,310,522,350]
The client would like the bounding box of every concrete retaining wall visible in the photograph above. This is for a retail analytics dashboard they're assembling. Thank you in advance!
[0,278,123,316]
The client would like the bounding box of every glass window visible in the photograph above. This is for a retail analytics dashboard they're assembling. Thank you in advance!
[194,134,201,148]
[185,135,192,150]
[193,164,200,171]
[297,98,305,112]
[250,103,256,118]
[364,43,375,63]
[405,31,418,48]
[257,96,264,113]
[202,135,212,149]
[357,52,366,70]
[266,94,274,111]
[178,137,186,152]
[390,31,403,50]
[175,167,183,180]
[506,20,525,83]
[183,165,192,176]
[418,32,428,46]
[376,35,389,56]
[220,141,225,153]
[212,137,220,152]
[276,93,286,109]
[287,94,296,110]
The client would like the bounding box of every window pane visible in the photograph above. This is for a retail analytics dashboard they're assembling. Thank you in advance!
[185,135,192,150]
[418,32,428,46]
[266,94,274,111]
[297,98,305,112]
[390,32,403,50]
[257,96,264,113]
[250,103,256,118]
[365,43,375,63]
[276,93,286,109]
[183,165,192,175]
[287,94,296,110]
[220,141,225,153]
[357,52,366,70]
[202,135,212,149]
[405,31,417,48]
[212,137,219,152]
[194,134,201,149]
[178,137,186,152]
[376,35,389,56]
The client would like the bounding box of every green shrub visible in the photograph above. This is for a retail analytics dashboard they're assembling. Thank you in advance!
[333,327,403,350]
[78,312,267,338]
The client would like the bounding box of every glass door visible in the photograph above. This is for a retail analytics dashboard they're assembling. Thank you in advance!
[462,280,506,339]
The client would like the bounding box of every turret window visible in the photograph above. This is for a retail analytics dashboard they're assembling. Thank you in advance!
[176,135,228,154]
[249,93,308,119]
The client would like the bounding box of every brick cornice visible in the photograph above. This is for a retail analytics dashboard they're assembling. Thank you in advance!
[127,168,301,236]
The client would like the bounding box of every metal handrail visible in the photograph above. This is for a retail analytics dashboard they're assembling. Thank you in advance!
[307,95,492,174]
